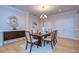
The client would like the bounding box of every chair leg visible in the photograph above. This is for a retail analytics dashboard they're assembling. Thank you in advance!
[54,40,56,46]
[30,44,32,52]
[53,41,55,46]
[56,39,57,43]
[53,39,56,46]
[55,39,57,45]
[26,42,28,49]
[43,40,45,46]
[37,45,38,48]
[51,42,53,49]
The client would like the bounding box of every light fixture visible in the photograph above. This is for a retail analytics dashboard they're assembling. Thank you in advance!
[40,6,47,20]
[40,13,47,19]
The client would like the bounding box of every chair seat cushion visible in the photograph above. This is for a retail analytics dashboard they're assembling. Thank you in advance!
[32,38,38,43]
[43,37,51,41]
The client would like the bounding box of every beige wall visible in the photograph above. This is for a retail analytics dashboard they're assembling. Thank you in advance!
[0,6,27,31]
[74,13,79,39]
[53,11,75,39]
[43,10,79,40]
[28,14,40,33]
[36,17,41,32]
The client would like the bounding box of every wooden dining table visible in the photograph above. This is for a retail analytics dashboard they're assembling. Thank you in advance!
[31,33,50,46]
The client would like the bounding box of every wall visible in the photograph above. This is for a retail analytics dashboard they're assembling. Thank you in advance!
[45,15,56,30]
[44,10,79,40]
[0,6,28,31]
[54,11,75,39]
[28,14,40,33]
[74,13,79,39]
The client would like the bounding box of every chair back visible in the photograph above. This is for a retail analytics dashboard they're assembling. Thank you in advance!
[53,30,58,43]
[25,31,32,43]
[50,31,55,41]
[54,30,57,39]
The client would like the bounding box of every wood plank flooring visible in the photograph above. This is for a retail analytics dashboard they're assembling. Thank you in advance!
[0,39,26,53]
[0,37,79,53]
[53,37,79,53]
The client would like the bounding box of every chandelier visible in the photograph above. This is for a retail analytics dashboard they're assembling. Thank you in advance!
[40,6,47,20]
[40,13,47,19]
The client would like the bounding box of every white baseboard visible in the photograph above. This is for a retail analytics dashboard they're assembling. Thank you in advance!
[58,36,79,40]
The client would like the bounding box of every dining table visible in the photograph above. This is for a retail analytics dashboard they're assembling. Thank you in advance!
[31,33,50,46]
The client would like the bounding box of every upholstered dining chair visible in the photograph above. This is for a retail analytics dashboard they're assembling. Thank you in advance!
[43,30,58,49]
[52,30,57,46]
[43,31,54,49]
[25,31,39,52]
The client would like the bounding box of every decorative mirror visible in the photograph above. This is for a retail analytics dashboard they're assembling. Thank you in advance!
[8,16,18,30]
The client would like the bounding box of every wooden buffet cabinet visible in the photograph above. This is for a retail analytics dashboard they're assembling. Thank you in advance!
[4,31,25,41]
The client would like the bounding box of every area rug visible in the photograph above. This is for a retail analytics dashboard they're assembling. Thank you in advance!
[20,43,53,53]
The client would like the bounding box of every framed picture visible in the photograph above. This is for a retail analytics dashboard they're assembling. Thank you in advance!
[8,16,18,30]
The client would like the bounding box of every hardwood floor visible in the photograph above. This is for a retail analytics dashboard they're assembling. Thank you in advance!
[53,37,79,53]
[0,37,79,53]
[0,39,26,53]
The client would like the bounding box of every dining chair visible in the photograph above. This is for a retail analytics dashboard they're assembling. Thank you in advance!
[52,30,57,46]
[43,31,54,49]
[25,31,39,52]
[43,30,58,49]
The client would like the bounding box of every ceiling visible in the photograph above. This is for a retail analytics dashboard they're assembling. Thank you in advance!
[11,5,79,16]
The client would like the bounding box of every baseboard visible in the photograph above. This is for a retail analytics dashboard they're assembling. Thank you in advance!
[58,36,79,40]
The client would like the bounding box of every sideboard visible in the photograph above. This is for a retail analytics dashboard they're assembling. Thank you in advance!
[0,30,26,46]
[3,30,25,41]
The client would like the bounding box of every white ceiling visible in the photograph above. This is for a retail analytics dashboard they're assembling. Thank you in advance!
[11,5,79,16]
